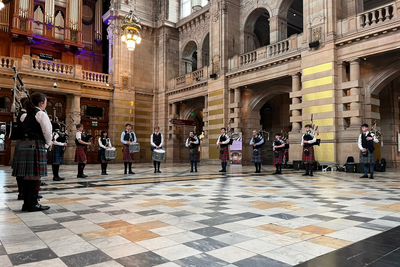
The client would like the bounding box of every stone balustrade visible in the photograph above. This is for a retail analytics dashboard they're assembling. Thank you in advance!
[169,66,209,90]
[0,57,19,69]
[32,58,75,75]
[358,2,395,29]
[229,34,301,71]
[82,70,110,84]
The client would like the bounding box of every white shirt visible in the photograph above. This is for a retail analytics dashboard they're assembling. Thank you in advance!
[216,134,230,145]
[121,131,137,145]
[76,131,82,140]
[301,132,316,146]
[98,137,112,149]
[20,107,52,148]
[358,131,379,150]
[53,132,66,146]
[150,132,163,147]
[249,135,264,146]
[186,136,199,147]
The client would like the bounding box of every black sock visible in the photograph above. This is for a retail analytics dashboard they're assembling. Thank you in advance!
[129,162,132,172]
[191,161,194,170]
[157,162,160,170]
[54,165,59,178]
[16,177,23,195]
[82,164,86,174]
[153,161,157,170]
[52,165,56,177]
[259,163,262,171]
[124,162,128,173]
[254,163,258,171]
[194,161,197,171]
[221,162,224,170]
[78,163,82,175]
[104,163,107,172]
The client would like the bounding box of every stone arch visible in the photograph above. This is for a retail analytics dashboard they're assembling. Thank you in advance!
[181,40,199,75]
[249,84,292,111]
[366,60,400,97]
[242,7,271,53]
[200,33,210,67]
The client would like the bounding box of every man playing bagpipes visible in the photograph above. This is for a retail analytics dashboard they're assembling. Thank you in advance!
[358,123,379,179]
[51,122,68,181]
[185,131,200,172]
[301,124,317,176]
[250,130,264,173]
[217,128,231,172]
[273,133,286,175]
[75,124,92,178]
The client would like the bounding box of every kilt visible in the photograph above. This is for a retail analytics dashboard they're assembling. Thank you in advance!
[251,149,263,163]
[360,150,375,164]
[189,148,200,162]
[219,146,229,162]
[12,140,21,170]
[302,146,315,164]
[123,144,135,161]
[274,149,284,164]
[12,140,47,178]
[75,145,87,163]
[98,148,109,161]
[51,145,65,164]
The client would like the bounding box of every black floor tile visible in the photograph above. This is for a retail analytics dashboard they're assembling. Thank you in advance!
[61,250,112,267]
[116,251,169,267]
[8,248,58,266]
[305,214,336,221]
[53,216,84,223]
[135,209,163,216]
[235,212,263,219]
[0,245,6,256]
[30,223,65,232]
[184,238,229,252]
[234,255,291,267]
[191,227,229,237]
[175,253,228,267]
[269,213,298,220]
[342,215,374,222]
[380,216,400,222]
[73,209,101,215]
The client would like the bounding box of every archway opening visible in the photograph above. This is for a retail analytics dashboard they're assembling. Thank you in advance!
[287,0,303,37]
[181,41,198,75]
[244,8,270,53]
[201,33,210,68]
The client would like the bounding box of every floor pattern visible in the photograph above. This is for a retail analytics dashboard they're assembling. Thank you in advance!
[1,164,400,266]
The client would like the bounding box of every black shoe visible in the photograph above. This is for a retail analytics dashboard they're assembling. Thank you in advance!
[302,173,309,176]
[124,171,127,175]
[223,170,227,172]
[190,170,194,173]
[219,170,224,172]
[369,175,374,179]
[129,171,135,174]
[195,170,198,172]
[154,170,157,173]
[21,204,28,211]
[309,173,313,177]
[254,171,258,173]
[157,170,161,173]
[41,182,47,186]
[360,175,368,178]
[59,177,65,180]
[101,172,108,175]
[273,172,279,175]
[37,195,43,199]
[77,174,86,178]
[83,174,88,178]
[28,204,50,212]
[17,194,23,200]
[53,177,62,181]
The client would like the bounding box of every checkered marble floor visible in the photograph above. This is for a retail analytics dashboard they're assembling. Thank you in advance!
[1,164,400,266]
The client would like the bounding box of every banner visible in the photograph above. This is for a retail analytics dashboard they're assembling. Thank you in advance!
[230,132,242,165]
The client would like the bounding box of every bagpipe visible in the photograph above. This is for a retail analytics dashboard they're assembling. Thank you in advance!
[309,114,321,146]
[226,119,241,143]
[49,108,69,151]
[280,124,290,149]
[258,124,270,141]
[371,120,383,147]
[6,66,30,140]
[70,114,93,145]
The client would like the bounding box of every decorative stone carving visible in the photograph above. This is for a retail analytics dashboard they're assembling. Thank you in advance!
[179,12,210,46]
[212,54,220,74]
[312,26,322,43]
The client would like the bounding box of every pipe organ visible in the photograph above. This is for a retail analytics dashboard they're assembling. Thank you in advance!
[95,0,102,41]
[69,0,79,30]
[0,2,10,32]
[19,0,30,18]
[45,0,55,25]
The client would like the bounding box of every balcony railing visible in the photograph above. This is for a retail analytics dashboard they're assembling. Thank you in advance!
[82,70,110,84]
[0,57,18,69]
[229,34,301,71]
[168,66,209,90]
[358,2,395,29]
[32,58,74,75]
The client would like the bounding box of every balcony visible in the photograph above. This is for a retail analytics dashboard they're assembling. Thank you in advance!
[0,55,110,86]
[228,34,302,73]
[168,66,209,92]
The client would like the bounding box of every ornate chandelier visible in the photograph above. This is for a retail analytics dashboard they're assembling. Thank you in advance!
[0,1,5,10]
[121,10,142,51]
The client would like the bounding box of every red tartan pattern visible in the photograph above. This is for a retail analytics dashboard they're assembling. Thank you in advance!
[219,146,229,162]
[251,149,263,163]
[123,144,135,161]
[75,145,87,163]
[302,146,315,164]
[274,149,285,164]
[12,140,47,177]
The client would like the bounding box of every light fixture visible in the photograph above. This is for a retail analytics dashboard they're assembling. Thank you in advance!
[121,10,142,51]
[192,0,202,11]
[0,0,5,10]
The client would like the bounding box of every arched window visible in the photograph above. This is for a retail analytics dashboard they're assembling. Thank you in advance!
[54,102,63,119]
[55,10,65,40]
[181,0,208,19]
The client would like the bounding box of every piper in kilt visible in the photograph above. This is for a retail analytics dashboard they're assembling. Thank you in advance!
[358,124,379,179]
[12,92,52,212]
[250,130,264,173]
[150,126,163,173]
[273,133,286,175]
[217,128,230,172]
[186,131,200,172]
[11,98,28,200]
[51,122,68,181]
[301,124,316,176]
[98,130,112,175]
[121,123,137,174]
[75,124,92,178]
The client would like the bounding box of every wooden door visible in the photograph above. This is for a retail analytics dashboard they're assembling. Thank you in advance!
[0,92,14,166]
[80,98,110,164]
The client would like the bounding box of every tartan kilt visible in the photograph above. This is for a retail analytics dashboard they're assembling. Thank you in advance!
[51,145,65,164]
[274,149,284,164]
[302,146,315,164]
[75,145,87,163]
[189,148,200,162]
[12,140,22,170]
[251,149,263,163]
[98,148,109,161]
[360,151,375,164]
[123,144,135,161]
[12,140,47,177]
[219,146,229,162]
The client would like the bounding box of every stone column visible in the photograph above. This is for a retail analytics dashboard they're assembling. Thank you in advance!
[349,58,362,127]
[291,73,302,131]
[234,88,242,132]
[64,94,81,164]
[167,103,180,162]
[269,16,288,44]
